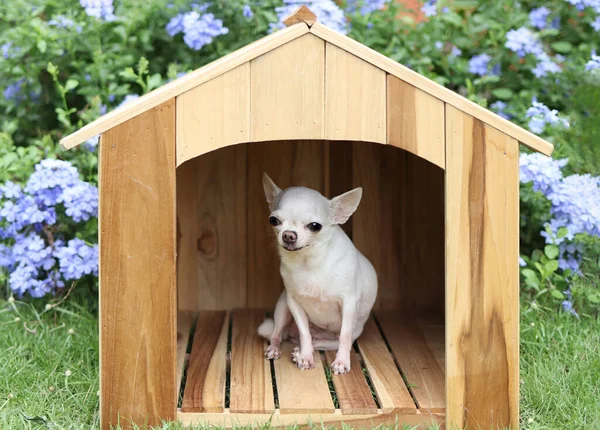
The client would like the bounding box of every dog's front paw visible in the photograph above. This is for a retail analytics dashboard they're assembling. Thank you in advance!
[331,357,351,375]
[264,345,281,360]
[291,346,315,370]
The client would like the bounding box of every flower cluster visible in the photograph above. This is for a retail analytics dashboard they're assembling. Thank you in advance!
[0,160,99,297]
[166,4,229,50]
[490,101,510,120]
[504,27,561,78]
[520,153,600,275]
[271,1,347,34]
[346,0,390,15]
[468,53,492,76]
[79,0,117,22]
[526,99,569,134]
[585,50,600,71]
[529,7,551,29]
[49,15,83,32]
[421,0,448,17]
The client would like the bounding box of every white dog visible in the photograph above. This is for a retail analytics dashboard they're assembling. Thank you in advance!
[257,173,378,374]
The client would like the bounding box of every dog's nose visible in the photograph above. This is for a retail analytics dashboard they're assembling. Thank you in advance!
[282,230,297,244]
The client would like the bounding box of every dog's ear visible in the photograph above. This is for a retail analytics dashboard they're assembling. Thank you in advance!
[330,187,363,225]
[262,172,282,208]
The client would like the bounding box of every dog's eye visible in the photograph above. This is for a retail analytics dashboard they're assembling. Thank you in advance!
[269,216,281,226]
[307,222,322,232]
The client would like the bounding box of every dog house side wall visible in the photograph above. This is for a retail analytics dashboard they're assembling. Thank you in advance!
[445,105,520,430]
[99,100,177,430]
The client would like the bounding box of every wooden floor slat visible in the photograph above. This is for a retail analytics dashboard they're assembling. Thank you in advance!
[420,323,445,370]
[181,311,228,412]
[229,309,275,414]
[176,312,197,397]
[274,343,335,414]
[357,318,417,413]
[376,311,445,413]
[325,350,378,414]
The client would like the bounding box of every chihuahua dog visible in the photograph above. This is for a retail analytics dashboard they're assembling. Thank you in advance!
[257,173,377,374]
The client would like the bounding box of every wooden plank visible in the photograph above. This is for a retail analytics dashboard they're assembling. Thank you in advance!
[250,34,325,142]
[376,311,445,413]
[181,311,228,412]
[324,350,378,414]
[325,43,386,144]
[61,24,309,149]
[445,104,519,429]
[274,343,335,414]
[176,160,199,313]
[195,145,248,310]
[176,64,250,166]
[402,153,445,314]
[310,22,553,156]
[99,100,176,429]
[377,145,406,310]
[351,142,382,308]
[229,309,275,413]
[419,323,445,370]
[387,75,445,169]
[247,141,325,308]
[177,411,445,428]
[177,312,197,396]
[356,319,416,413]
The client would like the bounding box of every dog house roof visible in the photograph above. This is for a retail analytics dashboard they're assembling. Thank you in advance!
[60,6,553,156]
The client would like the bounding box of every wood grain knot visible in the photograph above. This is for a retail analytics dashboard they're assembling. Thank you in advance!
[197,230,217,259]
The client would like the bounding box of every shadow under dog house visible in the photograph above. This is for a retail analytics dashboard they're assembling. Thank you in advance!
[61,6,553,430]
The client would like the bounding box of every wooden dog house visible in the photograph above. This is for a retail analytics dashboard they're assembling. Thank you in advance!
[62,6,553,430]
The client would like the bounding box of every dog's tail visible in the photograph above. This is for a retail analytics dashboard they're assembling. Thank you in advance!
[257,318,275,340]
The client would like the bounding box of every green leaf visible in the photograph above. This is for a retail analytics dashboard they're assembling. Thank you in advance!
[544,260,559,273]
[522,269,538,281]
[492,88,514,100]
[64,79,79,92]
[550,289,565,300]
[146,74,162,92]
[544,245,559,259]
[441,13,462,26]
[551,42,573,54]
[588,294,600,304]
[37,39,47,53]
[119,67,137,81]
[46,62,58,77]
[557,227,569,239]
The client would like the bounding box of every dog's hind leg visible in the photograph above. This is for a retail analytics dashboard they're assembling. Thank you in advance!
[265,291,292,360]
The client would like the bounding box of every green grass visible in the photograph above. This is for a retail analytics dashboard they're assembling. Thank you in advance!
[1,294,599,429]
[0,295,99,429]
[520,309,600,429]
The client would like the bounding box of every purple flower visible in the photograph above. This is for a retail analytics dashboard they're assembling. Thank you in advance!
[490,101,511,120]
[272,1,347,34]
[520,153,568,194]
[0,182,22,200]
[519,256,527,267]
[529,7,550,29]
[62,182,99,222]
[450,46,462,57]
[347,0,389,15]
[585,50,600,71]
[3,79,24,102]
[243,4,253,18]
[2,43,12,59]
[49,15,83,32]
[84,135,100,151]
[592,16,600,31]
[532,53,561,78]
[468,53,491,76]
[505,27,543,58]
[55,239,99,280]
[421,0,438,17]
[166,13,185,36]
[435,41,443,50]
[566,0,600,13]
[561,300,578,317]
[79,0,117,21]
[526,99,569,134]
[181,11,228,50]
